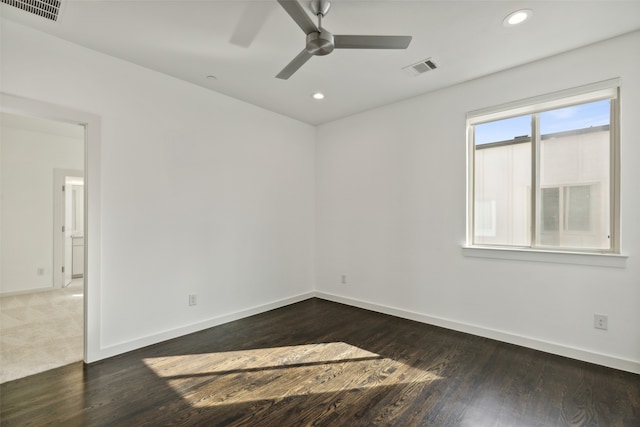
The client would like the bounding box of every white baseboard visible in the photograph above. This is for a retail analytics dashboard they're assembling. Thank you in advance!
[0,286,55,297]
[89,290,639,375]
[314,291,640,375]
[91,292,315,362]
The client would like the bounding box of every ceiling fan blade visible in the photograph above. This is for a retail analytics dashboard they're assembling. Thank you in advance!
[276,49,313,80]
[229,2,274,48]
[277,0,318,35]
[334,35,412,50]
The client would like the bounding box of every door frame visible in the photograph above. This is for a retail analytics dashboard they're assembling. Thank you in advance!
[1,93,102,364]
[53,170,84,289]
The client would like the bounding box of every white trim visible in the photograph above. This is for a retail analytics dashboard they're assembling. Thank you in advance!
[94,292,315,361]
[0,286,55,297]
[314,291,640,375]
[467,78,620,124]
[462,245,627,268]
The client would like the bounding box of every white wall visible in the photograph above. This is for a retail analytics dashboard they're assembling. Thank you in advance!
[0,114,84,294]
[316,31,640,372]
[1,21,316,359]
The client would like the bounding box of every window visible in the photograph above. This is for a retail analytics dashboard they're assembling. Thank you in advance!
[467,81,619,253]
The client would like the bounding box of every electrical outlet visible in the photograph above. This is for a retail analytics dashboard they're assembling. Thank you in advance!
[341,275,347,285]
[188,294,197,306]
[594,314,608,330]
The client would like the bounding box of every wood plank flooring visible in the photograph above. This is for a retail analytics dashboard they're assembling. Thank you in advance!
[1,298,638,426]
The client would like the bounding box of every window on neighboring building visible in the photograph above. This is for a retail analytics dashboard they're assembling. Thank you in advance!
[467,81,619,253]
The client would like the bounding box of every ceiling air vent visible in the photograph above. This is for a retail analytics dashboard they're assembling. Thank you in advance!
[1,0,61,21]
[403,58,438,77]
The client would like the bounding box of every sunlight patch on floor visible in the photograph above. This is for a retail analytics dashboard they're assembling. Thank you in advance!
[143,342,441,408]
[143,342,379,377]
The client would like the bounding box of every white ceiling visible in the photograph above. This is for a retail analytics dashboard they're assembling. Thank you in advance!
[2,0,640,125]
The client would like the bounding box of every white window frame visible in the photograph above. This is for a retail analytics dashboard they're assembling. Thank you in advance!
[465,79,621,260]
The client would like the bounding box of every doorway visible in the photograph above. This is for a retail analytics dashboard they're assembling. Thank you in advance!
[0,113,85,383]
[1,92,102,367]
[53,171,84,289]
[66,177,84,285]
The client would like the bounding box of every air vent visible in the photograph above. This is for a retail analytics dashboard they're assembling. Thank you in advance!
[1,0,61,21]
[403,58,438,77]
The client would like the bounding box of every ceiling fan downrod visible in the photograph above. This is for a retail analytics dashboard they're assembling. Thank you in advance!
[306,0,334,56]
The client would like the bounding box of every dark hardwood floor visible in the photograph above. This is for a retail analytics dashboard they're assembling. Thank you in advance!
[1,298,638,426]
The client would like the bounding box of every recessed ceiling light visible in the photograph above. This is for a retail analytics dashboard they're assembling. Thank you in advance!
[312,92,325,100]
[503,9,533,26]
[206,75,217,80]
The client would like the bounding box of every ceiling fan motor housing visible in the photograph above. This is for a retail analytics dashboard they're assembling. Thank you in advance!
[306,29,334,55]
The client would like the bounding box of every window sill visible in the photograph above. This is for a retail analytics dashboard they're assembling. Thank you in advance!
[462,246,627,268]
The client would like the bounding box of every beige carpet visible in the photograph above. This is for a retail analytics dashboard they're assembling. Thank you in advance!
[0,279,83,383]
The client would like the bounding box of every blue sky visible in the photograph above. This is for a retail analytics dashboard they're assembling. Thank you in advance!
[475,99,610,145]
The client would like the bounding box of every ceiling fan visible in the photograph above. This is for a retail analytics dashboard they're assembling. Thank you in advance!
[276,0,413,79]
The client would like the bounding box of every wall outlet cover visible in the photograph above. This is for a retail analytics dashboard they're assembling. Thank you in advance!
[189,294,197,306]
[594,314,608,330]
